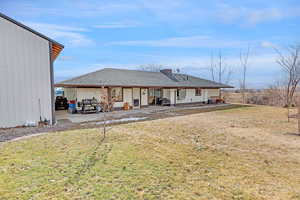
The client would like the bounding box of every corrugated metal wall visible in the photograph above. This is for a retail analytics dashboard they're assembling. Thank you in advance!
[0,17,52,128]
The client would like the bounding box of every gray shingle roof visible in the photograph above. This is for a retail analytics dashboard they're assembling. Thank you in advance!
[56,68,233,88]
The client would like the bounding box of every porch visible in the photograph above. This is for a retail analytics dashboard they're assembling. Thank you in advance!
[55,103,230,124]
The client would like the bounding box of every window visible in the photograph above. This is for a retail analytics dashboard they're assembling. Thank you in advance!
[177,89,186,100]
[195,88,202,96]
[110,87,123,102]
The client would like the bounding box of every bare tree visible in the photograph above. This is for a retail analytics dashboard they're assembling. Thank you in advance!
[210,50,233,85]
[99,85,108,140]
[98,83,115,140]
[139,64,163,72]
[274,44,300,121]
[210,52,216,82]
[240,45,251,104]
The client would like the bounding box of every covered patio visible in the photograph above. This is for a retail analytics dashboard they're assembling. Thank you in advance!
[55,103,231,124]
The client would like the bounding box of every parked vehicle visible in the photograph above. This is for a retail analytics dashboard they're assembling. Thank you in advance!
[158,97,171,106]
[55,96,68,110]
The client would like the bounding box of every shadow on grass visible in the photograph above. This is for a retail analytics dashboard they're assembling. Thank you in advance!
[174,104,252,115]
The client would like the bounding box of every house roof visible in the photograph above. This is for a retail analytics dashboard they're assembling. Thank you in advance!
[0,12,64,60]
[55,68,233,88]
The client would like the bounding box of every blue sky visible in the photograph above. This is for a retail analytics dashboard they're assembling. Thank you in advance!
[1,0,300,88]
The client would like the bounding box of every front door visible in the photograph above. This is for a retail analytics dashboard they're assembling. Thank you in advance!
[132,88,140,108]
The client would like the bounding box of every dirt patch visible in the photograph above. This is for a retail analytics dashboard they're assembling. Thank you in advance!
[0,120,74,142]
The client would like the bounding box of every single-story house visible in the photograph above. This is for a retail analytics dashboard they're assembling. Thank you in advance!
[0,13,63,128]
[55,68,233,109]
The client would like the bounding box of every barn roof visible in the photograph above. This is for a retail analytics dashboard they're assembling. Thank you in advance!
[55,68,233,88]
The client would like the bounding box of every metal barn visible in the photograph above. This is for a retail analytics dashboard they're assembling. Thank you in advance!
[0,13,63,128]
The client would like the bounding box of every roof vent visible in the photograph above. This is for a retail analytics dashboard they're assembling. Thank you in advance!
[160,68,179,82]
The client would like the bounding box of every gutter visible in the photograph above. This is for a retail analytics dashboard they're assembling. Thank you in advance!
[49,43,56,125]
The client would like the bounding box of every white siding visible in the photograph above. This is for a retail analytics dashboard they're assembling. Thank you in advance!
[207,89,220,97]
[0,17,52,128]
[176,89,203,104]
[64,88,77,101]
[120,88,133,107]
[113,88,131,108]
[73,87,148,109]
[141,88,148,106]
[163,89,171,99]
[170,89,176,105]
[175,88,220,104]
[76,88,105,102]
[132,88,140,108]
[63,87,220,110]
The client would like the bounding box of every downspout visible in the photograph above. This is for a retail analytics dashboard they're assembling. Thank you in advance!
[49,42,56,125]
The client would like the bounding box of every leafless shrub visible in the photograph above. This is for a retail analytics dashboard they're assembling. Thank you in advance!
[274,44,300,121]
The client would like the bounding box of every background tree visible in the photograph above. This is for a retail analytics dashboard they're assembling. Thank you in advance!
[239,45,251,104]
[139,64,163,72]
[274,44,300,121]
[210,50,233,85]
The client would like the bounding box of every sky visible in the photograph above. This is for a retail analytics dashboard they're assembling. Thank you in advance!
[1,0,300,88]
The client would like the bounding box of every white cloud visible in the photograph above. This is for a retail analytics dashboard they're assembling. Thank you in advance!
[24,22,94,47]
[2,1,141,18]
[216,4,300,25]
[131,1,300,26]
[93,21,141,29]
[25,22,89,32]
[72,1,141,17]
[247,8,283,25]
[4,0,300,27]
[261,41,276,48]
[108,35,249,48]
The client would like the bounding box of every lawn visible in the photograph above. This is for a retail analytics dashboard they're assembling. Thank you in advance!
[1,105,300,199]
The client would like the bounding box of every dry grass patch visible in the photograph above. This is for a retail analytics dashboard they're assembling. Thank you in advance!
[0,105,300,199]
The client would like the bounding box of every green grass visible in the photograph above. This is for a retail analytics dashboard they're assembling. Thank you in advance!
[0,105,300,199]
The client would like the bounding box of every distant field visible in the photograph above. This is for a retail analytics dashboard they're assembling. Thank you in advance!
[224,91,300,106]
[1,105,300,199]
[224,92,257,104]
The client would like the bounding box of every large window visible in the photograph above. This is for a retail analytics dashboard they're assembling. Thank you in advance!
[110,87,123,102]
[195,88,202,96]
[177,89,186,100]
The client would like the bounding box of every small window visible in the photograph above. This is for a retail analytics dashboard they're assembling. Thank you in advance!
[195,88,202,96]
[177,89,186,100]
[110,87,123,102]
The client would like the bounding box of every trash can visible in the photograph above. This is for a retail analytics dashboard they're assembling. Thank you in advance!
[68,100,76,114]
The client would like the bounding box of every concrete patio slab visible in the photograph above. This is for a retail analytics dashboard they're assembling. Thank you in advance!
[56,104,232,123]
